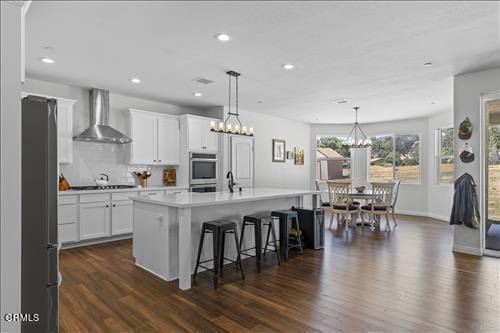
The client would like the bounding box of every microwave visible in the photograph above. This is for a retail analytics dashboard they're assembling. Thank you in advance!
[189,153,218,185]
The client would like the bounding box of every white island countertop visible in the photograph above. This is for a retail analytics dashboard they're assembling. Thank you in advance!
[130,187,319,208]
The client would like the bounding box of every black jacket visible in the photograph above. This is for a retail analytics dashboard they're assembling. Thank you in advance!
[449,173,480,229]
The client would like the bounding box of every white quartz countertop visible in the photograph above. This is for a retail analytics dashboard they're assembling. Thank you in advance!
[130,187,319,208]
[59,185,188,195]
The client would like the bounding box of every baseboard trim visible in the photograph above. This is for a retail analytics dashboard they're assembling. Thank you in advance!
[396,210,448,222]
[427,213,449,222]
[397,210,428,217]
[61,234,132,249]
[134,262,175,282]
[453,245,483,256]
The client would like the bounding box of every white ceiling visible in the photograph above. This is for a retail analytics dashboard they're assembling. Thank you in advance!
[26,1,500,124]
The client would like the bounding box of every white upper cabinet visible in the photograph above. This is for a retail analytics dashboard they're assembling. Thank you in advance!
[130,111,157,164]
[157,116,179,165]
[22,93,75,164]
[129,109,179,165]
[184,115,219,152]
[57,99,75,164]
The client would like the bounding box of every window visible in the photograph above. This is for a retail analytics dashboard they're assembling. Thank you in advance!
[316,136,351,180]
[436,127,454,184]
[369,135,394,182]
[395,134,421,184]
[370,133,421,183]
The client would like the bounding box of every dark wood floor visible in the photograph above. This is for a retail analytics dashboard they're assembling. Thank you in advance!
[60,215,500,332]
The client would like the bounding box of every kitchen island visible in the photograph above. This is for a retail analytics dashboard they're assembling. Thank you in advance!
[131,188,319,290]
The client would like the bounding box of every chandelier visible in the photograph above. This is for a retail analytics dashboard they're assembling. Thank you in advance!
[210,70,254,136]
[342,107,372,148]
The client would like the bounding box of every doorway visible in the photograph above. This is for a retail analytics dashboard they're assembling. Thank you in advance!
[483,93,500,255]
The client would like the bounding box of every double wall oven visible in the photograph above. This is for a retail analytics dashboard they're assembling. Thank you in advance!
[189,153,218,192]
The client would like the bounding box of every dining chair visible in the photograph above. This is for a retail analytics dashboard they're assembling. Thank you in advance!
[316,180,334,227]
[390,180,401,226]
[360,182,394,232]
[326,181,360,231]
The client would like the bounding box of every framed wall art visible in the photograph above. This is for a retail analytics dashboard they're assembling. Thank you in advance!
[272,139,286,162]
[294,147,304,165]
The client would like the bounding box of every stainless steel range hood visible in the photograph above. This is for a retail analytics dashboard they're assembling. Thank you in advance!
[73,89,132,144]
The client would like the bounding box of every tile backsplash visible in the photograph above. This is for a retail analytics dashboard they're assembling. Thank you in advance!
[59,141,175,186]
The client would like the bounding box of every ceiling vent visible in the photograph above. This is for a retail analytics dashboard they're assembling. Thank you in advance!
[332,98,351,104]
[193,77,214,85]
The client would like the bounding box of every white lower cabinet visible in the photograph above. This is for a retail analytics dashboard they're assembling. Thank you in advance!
[59,223,78,243]
[79,202,111,240]
[59,188,187,245]
[58,196,78,243]
[111,200,133,235]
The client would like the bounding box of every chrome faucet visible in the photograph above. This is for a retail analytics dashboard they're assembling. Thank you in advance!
[226,171,237,193]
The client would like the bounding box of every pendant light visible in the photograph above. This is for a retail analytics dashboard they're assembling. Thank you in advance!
[342,107,372,148]
[210,70,254,136]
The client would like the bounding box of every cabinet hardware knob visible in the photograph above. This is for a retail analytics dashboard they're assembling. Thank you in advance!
[106,205,109,208]
[112,204,116,207]
[159,160,161,162]
[153,160,156,162]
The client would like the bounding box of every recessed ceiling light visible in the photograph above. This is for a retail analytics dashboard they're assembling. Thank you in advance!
[282,63,295,70]
[40,57,55,64]
[423,62,433,67]
[129,78,141,84]
[193,92,203,97]
[215,33,231,42]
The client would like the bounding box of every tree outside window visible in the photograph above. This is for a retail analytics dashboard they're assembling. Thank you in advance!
[437,127,454,184]
[369,135,394,182]
[370,134,421,183]
[395,134,421,184]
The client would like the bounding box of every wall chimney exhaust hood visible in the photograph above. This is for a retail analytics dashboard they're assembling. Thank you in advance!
[73,89,132,144]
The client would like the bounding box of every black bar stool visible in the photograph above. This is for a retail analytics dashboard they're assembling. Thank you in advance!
[271,209,304,260]
[239,211,281,272]
[193,220,244,289]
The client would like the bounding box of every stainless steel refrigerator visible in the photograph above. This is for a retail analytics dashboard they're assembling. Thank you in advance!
[21,95,59,333]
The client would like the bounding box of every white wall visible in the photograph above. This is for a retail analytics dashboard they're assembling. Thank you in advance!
[1,2,22,331]
[453,68,500,255]
[22,78,214,186]
[311,117,431,216]
[427,111,454,221]
[215,106,311,191]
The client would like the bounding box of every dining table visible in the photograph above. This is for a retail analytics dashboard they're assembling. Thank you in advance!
[321,188,379,225]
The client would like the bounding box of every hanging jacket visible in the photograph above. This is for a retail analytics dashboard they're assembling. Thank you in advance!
[449,173,480,229]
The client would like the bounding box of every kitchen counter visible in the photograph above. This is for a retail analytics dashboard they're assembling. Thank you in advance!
[132,187,319,290]
[130,187,319,208]
[58,185,188,195]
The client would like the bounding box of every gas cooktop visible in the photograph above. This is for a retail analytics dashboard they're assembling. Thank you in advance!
[69,185,138,191]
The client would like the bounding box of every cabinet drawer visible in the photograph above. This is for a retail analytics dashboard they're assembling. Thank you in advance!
[58,204,77,225]
[59,195,77,205]
[79,193,110,203]
[140,190,164,196]
[59,223,78,243]
[111,191,139,201]
[165,189,188,194]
